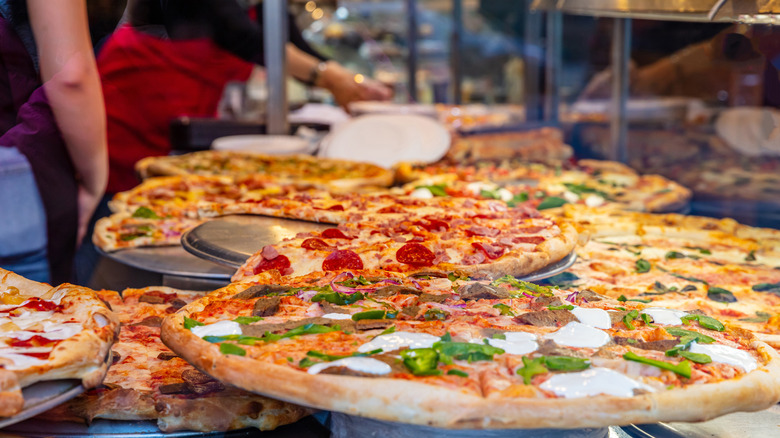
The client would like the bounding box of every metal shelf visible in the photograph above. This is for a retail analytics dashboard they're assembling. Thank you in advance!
[530,0,780,23]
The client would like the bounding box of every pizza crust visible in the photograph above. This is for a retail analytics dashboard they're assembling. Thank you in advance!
[161,310,780,429]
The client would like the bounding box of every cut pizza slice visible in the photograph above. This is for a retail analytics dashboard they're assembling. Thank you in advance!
[43,286,311,432]
[0,269,119,417]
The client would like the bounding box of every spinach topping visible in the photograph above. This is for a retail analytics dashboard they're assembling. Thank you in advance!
[680,314,725,332]
[184,317,204,330]
[739,311,773,323]
[656,266,709,285]
[219,343,246,356]
[635,259,651,273]
[623,310,640,330]
[677,351,712,364]
[706,287,737,303]
[683,246,711,255]
[752,282,780,296]
[131,206,161,219]
[618,295,652,303]
[745,250,756,262]
[536,196,568,210]
[665,327,716,344]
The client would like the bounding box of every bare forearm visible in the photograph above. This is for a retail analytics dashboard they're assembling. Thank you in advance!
[28,0,108,195]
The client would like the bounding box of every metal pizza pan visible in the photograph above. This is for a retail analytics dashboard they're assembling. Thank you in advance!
[0,380,84,430]
[96,245,234,280]
[181,215,333,268]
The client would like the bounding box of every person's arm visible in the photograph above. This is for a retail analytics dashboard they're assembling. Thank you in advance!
[27,0,108,243]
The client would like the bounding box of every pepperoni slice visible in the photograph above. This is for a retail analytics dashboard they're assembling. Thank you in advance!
[415,219,450,232]
[322,228,352,239]
[322,250,364,271]
[472,242,506,259]
[301,238,332,250]
[512,236,545,245]
[253,255,292,275]
[377,205,405,214]
[327,204,345,211]
[396,243,435,266]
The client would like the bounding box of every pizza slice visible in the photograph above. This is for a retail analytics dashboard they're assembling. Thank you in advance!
[43,286,311,432]
[0,269,119,417]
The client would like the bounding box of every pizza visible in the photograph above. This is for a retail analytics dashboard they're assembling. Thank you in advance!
[394,158,690,213]
[44,286,310,432]
[0,269,119,417]
[160,269,780,429]
[445,128,573,164]
[553,205,780,348]
[231,196,578,281]
[135,151,394,192]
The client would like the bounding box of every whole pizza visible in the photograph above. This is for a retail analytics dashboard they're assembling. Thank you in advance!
[0,269,119,417]
[160,270,780,429]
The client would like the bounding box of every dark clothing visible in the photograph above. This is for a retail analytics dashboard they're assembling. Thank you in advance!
[126,0,327,65]
[0,15,78,284]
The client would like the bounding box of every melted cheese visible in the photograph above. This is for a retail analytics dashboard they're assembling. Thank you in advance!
[689,342,757,372]
[540,367,655,398]
[191,320,242,338]
[322,313,352,320]
[307,357,391,375]
[357,331,439,353]
[486,331,538,355]
[546,322,610,348]
[9,310,55,330]
[409,188,434,199]
[641,308,688,326]
[0,352,48,370]
[571,307,611,329]
[1,322,83,341]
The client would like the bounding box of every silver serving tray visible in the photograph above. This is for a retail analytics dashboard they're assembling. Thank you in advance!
[0,380,84,430]
[96,245,235,280]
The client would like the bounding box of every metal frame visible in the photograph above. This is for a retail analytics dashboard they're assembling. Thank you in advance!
[263,0,289,135]
[609,18,631,163]
[406,0,419,102]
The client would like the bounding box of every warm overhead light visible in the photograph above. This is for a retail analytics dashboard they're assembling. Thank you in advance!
[312,7,324,20]
[354,74,365,84]
[305,1,316,12]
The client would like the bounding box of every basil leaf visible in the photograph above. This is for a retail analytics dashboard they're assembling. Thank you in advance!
[665,327,716,343]
[562,182,612,200]
[543,356,590,371]
[184,317,204,330]
[640,313,655,327]
[433,341,504,363]
[491,276,553,296]
[684,246,711,255]
[298,357,318,368]
[739,311,772,323]
[416,184,448,197]
[656,266,709,285]
[678,351,711,364]
[623,352,692,378]
[378,325,396,336]
[447,369,469,378]
[745,250,756,262]
[131,206,160,219]
[219,343,246,356]
[665,251,686,260]
[680,314,725,332]
[752,282,780,296]
[506,192,529,207]
[493,303,515,316]
[548,304,575,311]
[635,259,651,273]
[706,287,737,303]
[400,348,441,376]
[536,196,568,210]
[352,310,387,321]
[233,316,263,325]
[517,356,548,384]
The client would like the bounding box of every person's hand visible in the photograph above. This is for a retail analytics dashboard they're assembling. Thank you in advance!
[76,183,103,246]
[318,61,393,109]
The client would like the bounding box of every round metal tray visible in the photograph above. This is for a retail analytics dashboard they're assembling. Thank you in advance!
[96,245,235,280]
[0,380,84,430]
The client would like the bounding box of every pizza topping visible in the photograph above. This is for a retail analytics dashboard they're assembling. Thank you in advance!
[190,321,242,338]
[688,343,757,372]
[641,308,688,326]
[707,287,737,303]
[458,283,511,300]
[546,322,610,348]
[483,332,538,355]
[570,307,611,329]
[322,250,364,271]
[0,351,49,370]
[307,357,391,376]
[414,219,449,232]
[635,259,651,273]
[680,314,725,332]
[261,245,280,260]
[301,238,332,250]
[465,226,500,237]
[623,352,692,378]
[396,243,436,267]
[2,322,83,341]
[252,297,282,317]
[515,310,577,327]
[356,331,439,353]
[409,187,434,199]
[252,254,292,275]
[471,242,506,260]
[322,313,353,320]
[752,282,780,296]
[539,367,654,398]
[321,228,352,239]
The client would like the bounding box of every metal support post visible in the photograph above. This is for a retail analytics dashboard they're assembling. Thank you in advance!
[450,0,463,104]
[609,18,631,163]
[544,10,562,124]
[406,0,418,102]
[264,0,289,135]
[523,0,543,121]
